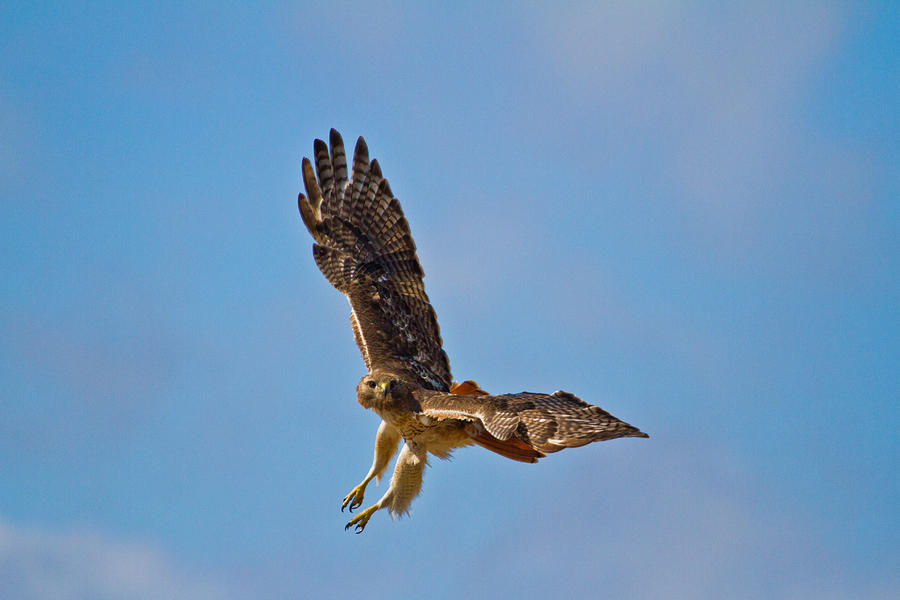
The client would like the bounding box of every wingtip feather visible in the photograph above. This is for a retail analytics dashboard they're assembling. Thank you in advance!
[301,157,323,211]
[329,128,344,149]
[355,135,368,158]
[379,178,393,198]
[297,192,319,237]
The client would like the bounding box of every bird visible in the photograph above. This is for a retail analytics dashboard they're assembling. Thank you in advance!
[296,129,648,533]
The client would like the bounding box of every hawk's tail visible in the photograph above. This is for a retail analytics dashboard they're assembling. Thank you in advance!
[468,428,545,463]
[451,380,544,463]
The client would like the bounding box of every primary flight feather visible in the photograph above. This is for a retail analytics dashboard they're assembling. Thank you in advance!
[297,129,648,533]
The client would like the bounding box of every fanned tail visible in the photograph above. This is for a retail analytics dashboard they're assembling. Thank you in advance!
[450,380,489,395]
[468,429,545,463]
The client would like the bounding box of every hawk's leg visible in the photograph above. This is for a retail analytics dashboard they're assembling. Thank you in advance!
[345,440,426,533]
[342,420,400,512]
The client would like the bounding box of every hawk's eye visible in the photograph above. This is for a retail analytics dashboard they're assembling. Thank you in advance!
[389,379,398,390]
[366,380,376,389]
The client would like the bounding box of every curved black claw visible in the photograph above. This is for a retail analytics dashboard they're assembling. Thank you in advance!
[344,506,376,533]
[344,522,365,534]
[341,485,365,513]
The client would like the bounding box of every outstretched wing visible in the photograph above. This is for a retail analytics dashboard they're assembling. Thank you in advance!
[415,388,648,459]
[298,129,452,391]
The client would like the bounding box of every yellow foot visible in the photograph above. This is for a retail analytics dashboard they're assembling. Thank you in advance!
[341,482,368,513]
[344,505,379,534]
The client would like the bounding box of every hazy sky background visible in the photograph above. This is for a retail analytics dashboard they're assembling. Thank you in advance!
[2,2,898,598]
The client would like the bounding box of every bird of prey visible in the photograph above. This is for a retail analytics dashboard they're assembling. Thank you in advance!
[297,129,648,533]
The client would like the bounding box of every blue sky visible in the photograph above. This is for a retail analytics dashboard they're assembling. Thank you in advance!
[1,1,897,598]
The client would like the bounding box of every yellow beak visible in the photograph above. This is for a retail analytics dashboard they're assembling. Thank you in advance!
[376,381,389,396]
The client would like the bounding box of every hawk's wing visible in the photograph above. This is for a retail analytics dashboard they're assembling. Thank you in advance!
[415,388,648,459]
[298,129,452,391]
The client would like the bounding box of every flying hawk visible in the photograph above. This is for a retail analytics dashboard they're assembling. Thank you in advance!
[297,129,648,533]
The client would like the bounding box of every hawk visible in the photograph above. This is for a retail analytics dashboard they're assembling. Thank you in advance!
[297,129,648,533]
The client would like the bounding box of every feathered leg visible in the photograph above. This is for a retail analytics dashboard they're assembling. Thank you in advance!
[345,441,426,533]
[342,420,400,512]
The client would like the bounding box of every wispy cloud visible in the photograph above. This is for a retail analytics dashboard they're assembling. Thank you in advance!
[0,517,236,600]
[533,1,849,246]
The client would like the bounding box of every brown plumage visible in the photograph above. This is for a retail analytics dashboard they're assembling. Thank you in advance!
[297,130,648,532]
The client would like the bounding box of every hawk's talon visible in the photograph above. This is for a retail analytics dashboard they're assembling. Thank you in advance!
[341,482,368,513]
[344,505,378,533]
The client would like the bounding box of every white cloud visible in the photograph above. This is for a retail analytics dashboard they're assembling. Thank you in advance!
[0,518,235,600]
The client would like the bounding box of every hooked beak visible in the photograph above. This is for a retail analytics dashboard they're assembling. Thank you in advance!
[376,381,389,398]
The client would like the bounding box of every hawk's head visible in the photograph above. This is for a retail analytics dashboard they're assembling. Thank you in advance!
[357,370,415,411]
